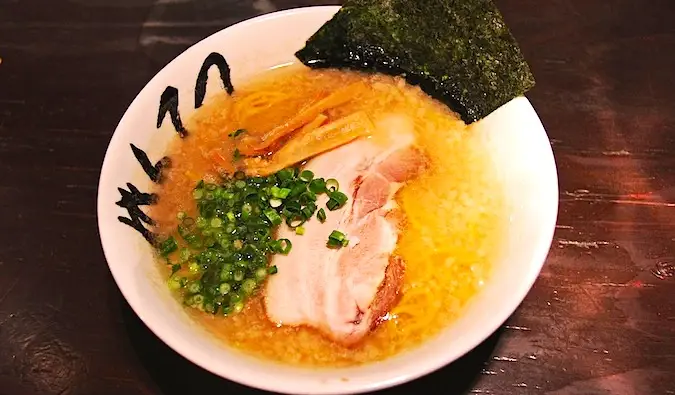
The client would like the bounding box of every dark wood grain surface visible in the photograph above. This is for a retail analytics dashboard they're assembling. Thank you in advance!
[1,1,674,394]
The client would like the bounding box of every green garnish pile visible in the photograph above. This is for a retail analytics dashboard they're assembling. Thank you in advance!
[155,168,350,316]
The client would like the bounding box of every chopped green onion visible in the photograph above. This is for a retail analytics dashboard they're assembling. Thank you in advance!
[241,207,251,221]
[301,202,317,219]
[204,302,217,314]
[295,226,306,235]
[299,191,317,205]
[168,276,182,290]
[325,178,339,193]
[264,209,282,226]
[299,170,314,182]
[309,178,326,194]
[235,180,246,189]
[326,199,339,211]
[282,200,301,215]
[268,265,278,275]
[289,183,308,198]
[228,128,246,138]
[270,186,291,199]
[171,263,182,274]
[276,239,292,254]
[226,211,236,222]
[221,305,232,316]
[234,270,244,282]
[276,168,294,182]
[230,292,242,304]
[184,234,203,249]
[287,216,305,228]
[219,283,231,295]
[192,189,204,200]
[327,230,349,249]
[241,279,256,294]
[220,267,233,281]
[218,236,229,247]
[187,281,202,294]
[233,148,243,161]
[179,248,191,262]
[210,218,222,228]
[330,191,349,206]
[232,301,245,314]
[233,239,243,250]
[158,236,178,257]
[196,216,208,229]
[329,230,346,242]
[255,267,268,280]
[317,208,327,223]
[188,262,200,274]
[189,294,205,307]
[269,198,283,208]
[327,239,346,248]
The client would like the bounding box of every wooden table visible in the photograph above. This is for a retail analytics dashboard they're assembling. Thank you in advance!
[1,1,674,394]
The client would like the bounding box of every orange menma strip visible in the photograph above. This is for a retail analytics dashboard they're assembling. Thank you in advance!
[236,81,368,155]
[245,111,375,176]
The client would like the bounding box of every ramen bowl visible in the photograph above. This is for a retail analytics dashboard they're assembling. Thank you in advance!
[97,6,557,394]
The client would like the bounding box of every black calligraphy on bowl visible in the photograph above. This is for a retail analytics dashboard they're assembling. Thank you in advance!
[115,52,234,245]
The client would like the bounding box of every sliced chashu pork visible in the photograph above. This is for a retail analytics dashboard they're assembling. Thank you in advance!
[264,114,425,346]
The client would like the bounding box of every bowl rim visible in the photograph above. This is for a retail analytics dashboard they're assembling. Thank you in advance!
[97,5,559,394]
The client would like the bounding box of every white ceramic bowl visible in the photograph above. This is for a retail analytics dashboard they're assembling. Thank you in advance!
[97,6,558,395]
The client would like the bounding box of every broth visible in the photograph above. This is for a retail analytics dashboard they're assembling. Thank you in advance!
[150,64,505,366]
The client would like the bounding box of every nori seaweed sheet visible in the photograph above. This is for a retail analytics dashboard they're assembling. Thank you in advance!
[296,0,535,123]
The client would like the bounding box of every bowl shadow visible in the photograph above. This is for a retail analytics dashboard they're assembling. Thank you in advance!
[121,296,501,395]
